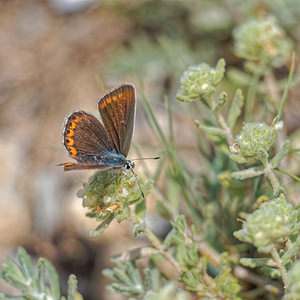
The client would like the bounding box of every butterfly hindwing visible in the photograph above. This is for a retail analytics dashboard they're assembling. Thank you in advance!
[98,84,136,157]
[63,110,115,163]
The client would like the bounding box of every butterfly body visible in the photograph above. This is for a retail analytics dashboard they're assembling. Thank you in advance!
[60,84,136,171]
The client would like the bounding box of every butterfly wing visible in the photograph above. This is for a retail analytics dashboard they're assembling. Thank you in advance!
[61,111,125,171]
[98,84,136,157]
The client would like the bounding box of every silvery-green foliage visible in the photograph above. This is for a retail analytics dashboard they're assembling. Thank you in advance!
[0,248,81,300]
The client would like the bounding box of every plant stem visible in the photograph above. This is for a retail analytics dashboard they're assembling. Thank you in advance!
[216,113,234,145]
[275,168,300,182]
[245,69,262,121]
[261,155,280,194]
[130,213,181,275]
[277,53,295,121]
[270,247,289,288]
[281,236,300,265]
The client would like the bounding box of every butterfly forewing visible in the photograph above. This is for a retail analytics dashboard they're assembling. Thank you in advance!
[98,84,136,157]
[63,111,115,163]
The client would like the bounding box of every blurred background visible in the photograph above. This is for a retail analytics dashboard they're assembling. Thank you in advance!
[0,0,300,299]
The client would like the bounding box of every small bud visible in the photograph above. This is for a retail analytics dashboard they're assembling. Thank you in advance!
[176,59,225,103]
[234,196,300,253]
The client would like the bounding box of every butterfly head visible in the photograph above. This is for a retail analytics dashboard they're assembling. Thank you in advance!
[124,160,135,170]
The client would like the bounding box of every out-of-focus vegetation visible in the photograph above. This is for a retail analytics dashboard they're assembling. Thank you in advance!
[1,0,300,299]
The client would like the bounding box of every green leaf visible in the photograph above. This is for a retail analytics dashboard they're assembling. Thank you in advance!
[214,91,227,112]
[44,259,60,299]
[103,261,145,297]
[231,167,265,180]
[281,236,300,265]
[37,257,46,294]
[195,120,226,141]
[89,214,115,237]
[240,258,276,268]
[0,248,83,300]
[17,248,35,283]
[135,198,146,219]
[2,257,29,290]
[270,140,290,168]
[261,267,281,279]
[227,89,244,130]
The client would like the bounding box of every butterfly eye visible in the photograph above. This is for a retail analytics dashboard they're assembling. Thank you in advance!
[125,161,134,170]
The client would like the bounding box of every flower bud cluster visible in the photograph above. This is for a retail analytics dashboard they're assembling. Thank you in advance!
[234,196,300,253]
[77,170,143,223]
[230,122,277,162]
[233,16,292,67]
[176,59,225,103]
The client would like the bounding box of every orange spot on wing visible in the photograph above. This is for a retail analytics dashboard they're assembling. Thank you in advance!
[69,147,77,158]
[66,129,74,137]
[74,116,81,123]
[106,97,112,104]
[99,102,106,109]
[113,95,118,102]
[65,137,74,146]
[69,122,77,129]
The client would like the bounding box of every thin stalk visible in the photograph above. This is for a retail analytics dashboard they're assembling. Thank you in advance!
[270,247,289,288]
[281,236,300,265]
[215,113,234,145]
[288,148,300,154]
[142,93,206,224]
[277,53,295,121]
[130,213,181,275]
[275,168,300,182]
[165,94,175,147]
[245,69,263,121]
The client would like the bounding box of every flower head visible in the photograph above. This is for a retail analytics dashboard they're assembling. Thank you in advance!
[233,16,292,67]
[230,122,277,162]
[234,196,300,253]
[176,59,225,103]
[77,170,152,236]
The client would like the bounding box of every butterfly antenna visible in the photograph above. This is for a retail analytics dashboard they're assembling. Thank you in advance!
[131,169,145,199]
[131,157,160,161]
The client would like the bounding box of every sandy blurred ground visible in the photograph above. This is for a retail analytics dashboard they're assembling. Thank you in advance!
[0,1,151,299]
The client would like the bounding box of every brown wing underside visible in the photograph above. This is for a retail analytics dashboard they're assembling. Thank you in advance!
[59,162,123,171]
[62,111,114,163]
[98,84,136,157]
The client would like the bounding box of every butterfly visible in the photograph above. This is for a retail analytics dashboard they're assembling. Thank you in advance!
[59,84,137,172]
